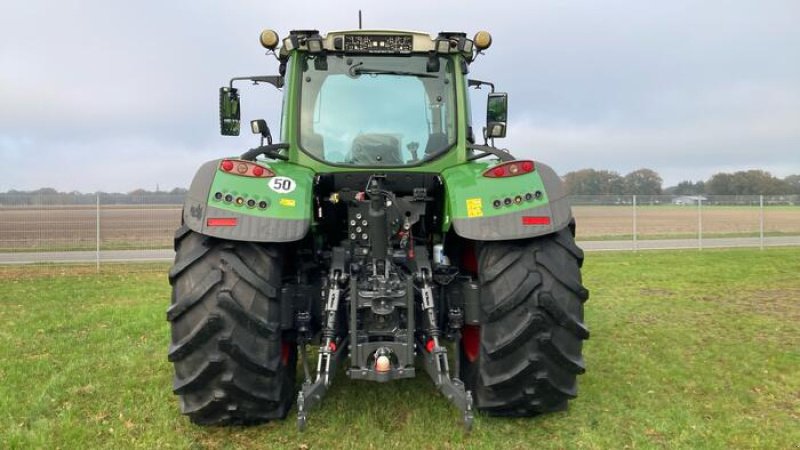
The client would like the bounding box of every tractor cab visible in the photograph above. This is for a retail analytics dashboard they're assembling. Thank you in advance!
[219,29,507,171]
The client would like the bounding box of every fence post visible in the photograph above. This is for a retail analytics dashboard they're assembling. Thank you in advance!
[759,195,764,250]
[698,197,703,250]
[632,195,637,252]
[96,193,100,272]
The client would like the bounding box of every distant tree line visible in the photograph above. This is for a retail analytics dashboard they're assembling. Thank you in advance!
[672,171,799,196]
[563,169,664,195]
[3,168,799,205]
[563,168,800,196]
[0,187,188,205]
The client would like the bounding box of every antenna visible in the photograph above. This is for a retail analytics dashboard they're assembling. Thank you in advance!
[359,10,362,29]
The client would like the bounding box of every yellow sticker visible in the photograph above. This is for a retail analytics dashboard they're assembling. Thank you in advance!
[279,198,296,207]
[466,198,483,218]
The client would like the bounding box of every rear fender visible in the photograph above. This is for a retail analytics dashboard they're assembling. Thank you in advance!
[182,159,314,242]
[441,160,572,241]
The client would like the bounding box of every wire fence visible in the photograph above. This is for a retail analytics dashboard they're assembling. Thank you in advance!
[571,194,800,251]
[0,194,180,271]
[0,194,798,271]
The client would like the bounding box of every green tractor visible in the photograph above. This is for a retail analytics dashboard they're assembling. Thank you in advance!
[168,28,589,430]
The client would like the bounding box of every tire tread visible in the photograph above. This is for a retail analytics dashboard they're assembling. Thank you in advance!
[462,227,589,416]
[167,230,295,425]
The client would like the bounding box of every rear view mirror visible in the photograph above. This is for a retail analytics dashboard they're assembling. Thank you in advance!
[486,92,508,139]
[219,87,241,136]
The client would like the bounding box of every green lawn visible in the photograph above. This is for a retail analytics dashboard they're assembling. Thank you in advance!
[1,249,799,449]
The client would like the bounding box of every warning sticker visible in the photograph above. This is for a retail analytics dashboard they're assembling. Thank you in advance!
[466,198,483,218]
[279,198,296,207]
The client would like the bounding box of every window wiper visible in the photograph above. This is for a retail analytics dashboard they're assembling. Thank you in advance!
[350,66,438,78]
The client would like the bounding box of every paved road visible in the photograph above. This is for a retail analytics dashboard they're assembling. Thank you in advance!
[0,249,174,264]
[580,235,800,251]
[1,236,799,264]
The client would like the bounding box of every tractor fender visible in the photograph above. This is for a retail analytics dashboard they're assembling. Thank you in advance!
[441,160,573,241]
[182,159,313,242]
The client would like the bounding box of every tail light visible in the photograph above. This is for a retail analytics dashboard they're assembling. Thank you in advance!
[482,160,535,178]
[219,159,274,178]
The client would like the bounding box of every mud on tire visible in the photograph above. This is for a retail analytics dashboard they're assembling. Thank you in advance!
[460,226,590,416]
[167,226,296,425]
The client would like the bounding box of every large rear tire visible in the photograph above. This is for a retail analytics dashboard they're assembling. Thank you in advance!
[167,226,296,425]
[460,226,590,416]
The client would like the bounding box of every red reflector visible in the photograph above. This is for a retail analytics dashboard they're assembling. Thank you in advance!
[220,160,234,171]
[461,240,478,274]
[252,166,265,177]
[425,339,435,353]
[522,216,551,226]
[492,166,505,177]
[329,341,337,352]
[207,217,237,227]
[522,161,534,172]
[462,325,480,363]
[281,340,293,366]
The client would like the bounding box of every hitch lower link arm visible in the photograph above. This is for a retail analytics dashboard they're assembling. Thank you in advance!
[297,270,347,431]
[318,271,342,386]
[418,268,474,431]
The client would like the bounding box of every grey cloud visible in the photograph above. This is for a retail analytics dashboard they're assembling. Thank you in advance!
[1,0,798,191]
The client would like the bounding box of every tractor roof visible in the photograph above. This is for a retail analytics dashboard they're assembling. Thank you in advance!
[272,29,490,61]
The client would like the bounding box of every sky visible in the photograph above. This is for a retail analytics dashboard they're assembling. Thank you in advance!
[1,0,798,192]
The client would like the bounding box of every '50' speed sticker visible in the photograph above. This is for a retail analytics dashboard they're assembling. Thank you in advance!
[269,177,295,194]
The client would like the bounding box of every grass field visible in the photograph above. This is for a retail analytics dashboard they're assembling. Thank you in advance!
[1,249,799,449]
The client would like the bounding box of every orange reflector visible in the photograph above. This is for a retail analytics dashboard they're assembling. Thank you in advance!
[207,218,238,227]
[376,355,390,373]
[521,216,551,226]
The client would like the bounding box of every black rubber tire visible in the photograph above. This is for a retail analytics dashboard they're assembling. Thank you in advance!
[167,226,296,425]
[460,226,590,416]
